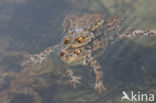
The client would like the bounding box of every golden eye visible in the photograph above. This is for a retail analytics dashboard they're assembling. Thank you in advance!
[74,50,81,55]
[75,36,84,43]
[60,51,65,56]
[64,39,70,44]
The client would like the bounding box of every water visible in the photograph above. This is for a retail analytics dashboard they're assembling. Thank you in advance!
[0,0,156,103]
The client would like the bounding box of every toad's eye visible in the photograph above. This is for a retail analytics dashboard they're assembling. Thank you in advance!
[74,49,81,55]
[60,51,65,56]
[64,39,70,44]
[75,36,84,43]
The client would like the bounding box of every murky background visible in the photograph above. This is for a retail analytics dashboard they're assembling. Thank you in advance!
[0,0,156,103]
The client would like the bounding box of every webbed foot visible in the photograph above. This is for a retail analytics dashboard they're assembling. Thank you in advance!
[69,75,82,88]
[65,69,82,88]
[95,81,107,93]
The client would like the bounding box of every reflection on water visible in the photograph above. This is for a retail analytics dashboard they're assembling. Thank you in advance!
[0,0,156,103]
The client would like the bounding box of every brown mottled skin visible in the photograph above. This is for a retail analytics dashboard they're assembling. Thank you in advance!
[0,29,155,103]
[62,14,123,48]
[59,29,156,93]
[20,13,156,95]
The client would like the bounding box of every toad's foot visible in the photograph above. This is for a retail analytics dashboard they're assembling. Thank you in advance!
[95,81,107,93]
[86,56,106,93]
[69,75,82,88]
[65,69,82,88]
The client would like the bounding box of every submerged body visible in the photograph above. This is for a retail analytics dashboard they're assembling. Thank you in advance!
[19,14,156,98]
[22,14,123,93]
[0,13,156,103]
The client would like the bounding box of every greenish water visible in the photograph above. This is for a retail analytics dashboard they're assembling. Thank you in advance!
[0,0,156,103]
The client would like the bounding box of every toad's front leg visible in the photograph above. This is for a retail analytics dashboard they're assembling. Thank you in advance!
[86,56,106,93]
[21,44,62,66]
[64,68,82,88]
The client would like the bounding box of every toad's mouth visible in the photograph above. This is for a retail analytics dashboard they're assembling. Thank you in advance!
[59,48,88,66]
[60,56,86,66]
